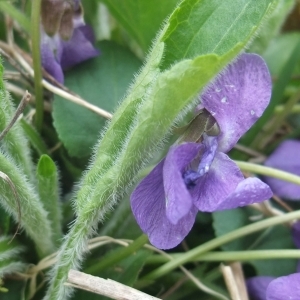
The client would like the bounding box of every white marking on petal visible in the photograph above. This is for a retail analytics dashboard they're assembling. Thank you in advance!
[250,110,255,115]
[221,97,227,103]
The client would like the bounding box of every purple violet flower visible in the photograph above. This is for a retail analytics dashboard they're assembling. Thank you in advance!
[130,53,273,249]
[247,274,300,300]
[247,222,300,300]
[40,0,99,83]
[263,140,300,200]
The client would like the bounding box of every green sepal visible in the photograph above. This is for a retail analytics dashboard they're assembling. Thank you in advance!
[176,109,219,143]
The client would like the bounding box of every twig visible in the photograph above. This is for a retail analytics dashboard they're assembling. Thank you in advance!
[12,45,113,119]
[221,263,249,300]
[234,144,266,159]
[142,244,229,300]
[250,201,285,219]
[66,269,161,300]
[3,70,22,81]
[4,82,52,112]
[5,81,32,98]
[0,46,32,82]
[0,90,31,139]
[160,277,188,299]
[0,90,31,141]
[272,195,293,212]
[20,236,228,300]
[230,262,249,300]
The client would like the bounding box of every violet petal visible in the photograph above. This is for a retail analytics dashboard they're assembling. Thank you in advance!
[266,273,300,300]
[247,276,274,300]
[78,24,96,44]
[191,152,245,212]
[292,221,300,249]
[40,33,64,83]
[60,25,99,70]
[201,53,272,153]
[191,152,272,211]
[263,140,300,200]
[130,160,198,250]
[216,177,272,210]
[163,143,202,224]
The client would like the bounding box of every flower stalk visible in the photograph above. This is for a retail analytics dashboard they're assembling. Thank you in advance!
[31,0,44,131]
[143,209,300,281]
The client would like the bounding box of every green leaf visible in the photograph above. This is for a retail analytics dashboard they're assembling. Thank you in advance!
[0,2,30,33]
[213,208,256,251]
[36,155,62,247]
[99,0,178,52]
[251,225,297,277]
[20,119,48,156]
[53,40,141,157]
[249,0,295,54]
[161,0,275,70]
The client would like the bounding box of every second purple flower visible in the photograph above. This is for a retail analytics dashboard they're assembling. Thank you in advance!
[40,0,99,83]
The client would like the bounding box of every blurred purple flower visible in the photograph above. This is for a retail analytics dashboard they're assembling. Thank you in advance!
[40,0,99,83]
[263,140,300,200]
[247,222,300,300]
[247,274,300,300]
[130,53,273,249]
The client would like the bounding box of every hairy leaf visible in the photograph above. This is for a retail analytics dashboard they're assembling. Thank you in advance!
[160,0,275,69]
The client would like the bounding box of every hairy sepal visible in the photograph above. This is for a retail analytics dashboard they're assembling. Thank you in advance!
[0,236,25,277]
[75,38,165,212]
[0,90,36,184]
[0,152,54,257]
